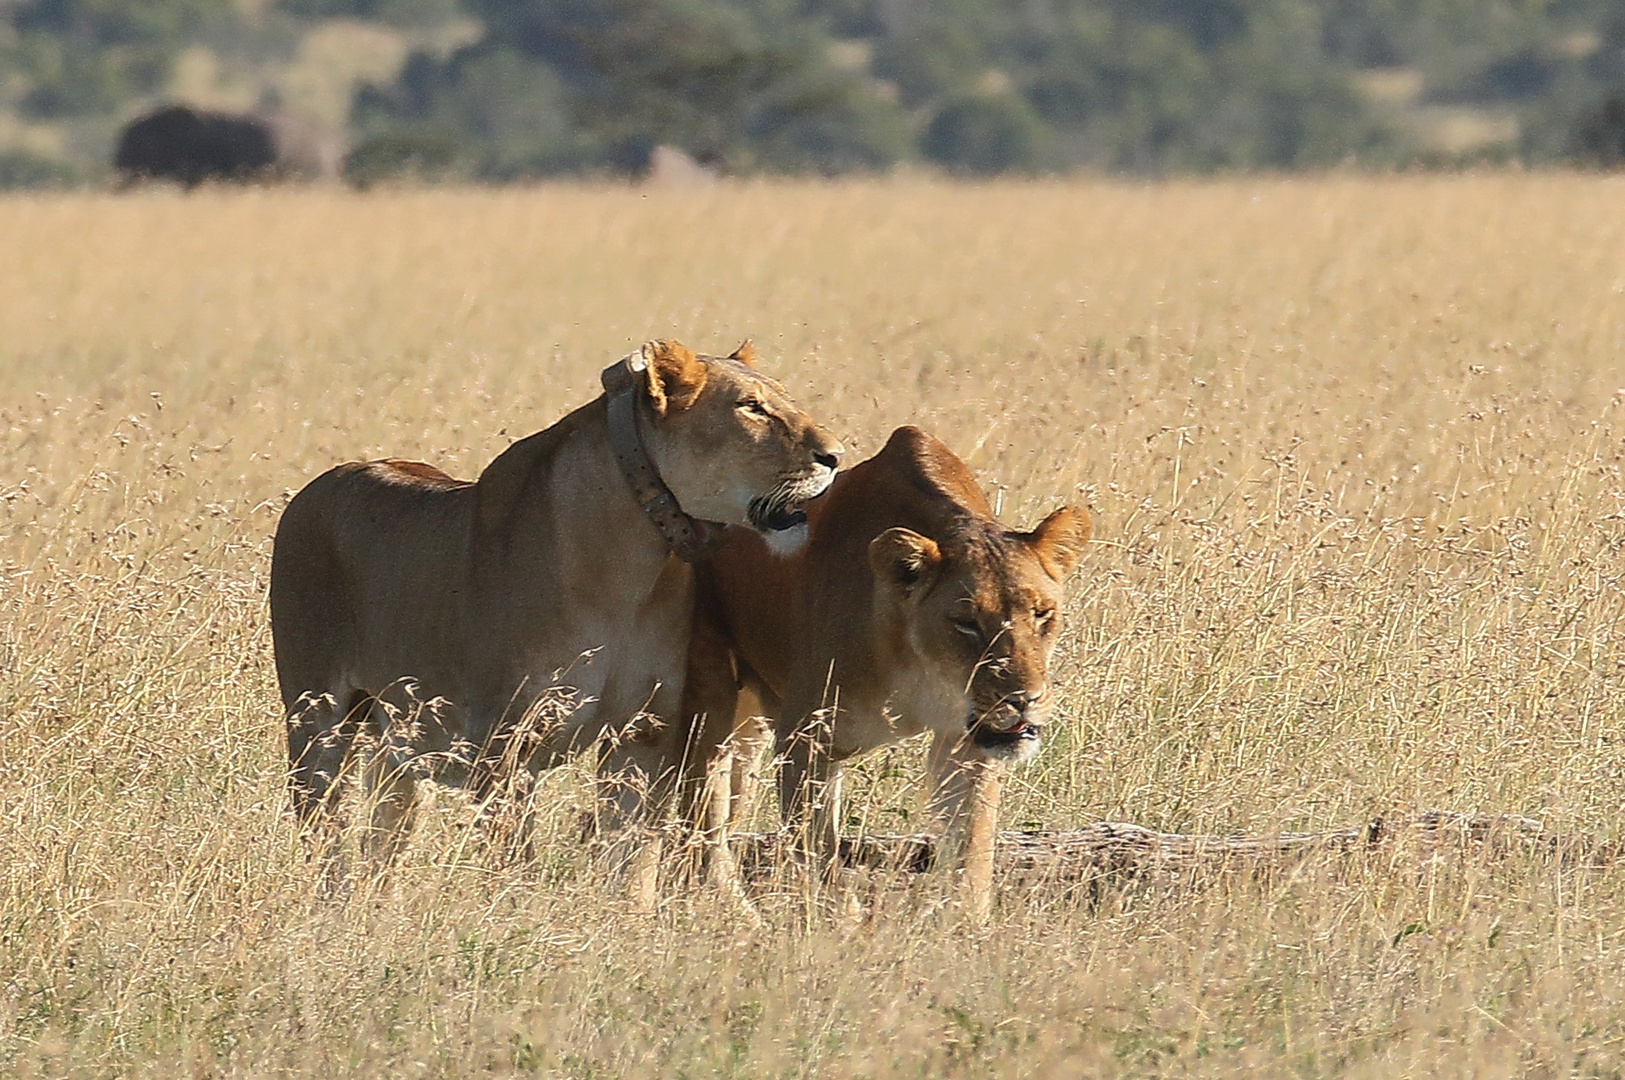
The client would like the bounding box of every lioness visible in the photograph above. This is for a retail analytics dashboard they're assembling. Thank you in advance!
[680,425,1090,864]
[271,340,843,865]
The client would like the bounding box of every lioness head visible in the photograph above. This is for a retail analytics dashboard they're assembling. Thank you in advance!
[869,506,1091,763]
[637,339,844,549]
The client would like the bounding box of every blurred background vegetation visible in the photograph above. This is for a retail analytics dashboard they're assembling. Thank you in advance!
[5,0,1625,186]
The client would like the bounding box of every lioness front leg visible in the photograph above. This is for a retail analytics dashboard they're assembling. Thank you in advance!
[777,713,844,877]
[595,722,686,910]
[727,714,773,830]
[360,742,418,868]
[673,613,745,850]
[924,730,982,845]
[668,710,745,890]
[925,730,1003,918]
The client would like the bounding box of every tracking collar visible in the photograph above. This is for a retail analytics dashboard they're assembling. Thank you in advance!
[601,353,727,563]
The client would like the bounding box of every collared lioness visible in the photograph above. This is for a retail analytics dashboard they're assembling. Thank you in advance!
[271,339,843,864]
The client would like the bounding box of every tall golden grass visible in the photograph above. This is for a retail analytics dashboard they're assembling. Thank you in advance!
[4,175,1625,1076]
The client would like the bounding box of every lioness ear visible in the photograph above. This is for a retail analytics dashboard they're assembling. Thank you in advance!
[641,339,708,415]
[869,527,942,598]
[1024,506,1092,581]
[729,340,759,368]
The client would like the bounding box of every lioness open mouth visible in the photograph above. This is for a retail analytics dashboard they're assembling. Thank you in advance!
[748,470,833,535]
[752,502,808,533]
[973,718,1041,746]
[968,711,1044,760]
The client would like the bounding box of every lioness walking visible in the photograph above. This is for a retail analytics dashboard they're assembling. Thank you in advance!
[681,426,1089,872]
[271,340,842,870]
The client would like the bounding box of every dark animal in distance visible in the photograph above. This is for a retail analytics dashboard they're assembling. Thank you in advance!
[114,105,314,189]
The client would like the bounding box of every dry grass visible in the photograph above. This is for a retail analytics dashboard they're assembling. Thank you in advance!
[4,175,1625,1076]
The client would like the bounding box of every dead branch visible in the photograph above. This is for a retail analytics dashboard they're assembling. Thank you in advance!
[728,812,1622,883]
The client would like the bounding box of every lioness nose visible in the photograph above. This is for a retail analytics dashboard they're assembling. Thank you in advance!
[814,447,842,470]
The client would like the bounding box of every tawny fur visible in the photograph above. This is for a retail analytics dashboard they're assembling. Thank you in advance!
[679,425,1091,863]
[270,339,843,866]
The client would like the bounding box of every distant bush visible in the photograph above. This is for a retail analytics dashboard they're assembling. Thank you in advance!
[342,128,461,187]
[351,0,912,179]
[274,0,460,26]
[922,95,1047,177]
[0,149,85,189]
[351,46,608,180]
[1572,92,1625,167]
[743,82,912,175]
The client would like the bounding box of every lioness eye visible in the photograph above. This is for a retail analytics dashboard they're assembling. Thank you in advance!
[952,617,982,639]
[1036,608,1056,628]
[738,399,770,417]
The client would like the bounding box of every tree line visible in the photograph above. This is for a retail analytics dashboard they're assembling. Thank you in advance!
[5,0,1625,185]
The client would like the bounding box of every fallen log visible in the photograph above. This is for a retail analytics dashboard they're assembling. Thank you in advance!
[727,812,1622,884]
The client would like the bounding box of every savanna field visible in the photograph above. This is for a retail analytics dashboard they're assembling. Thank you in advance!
[4,175,1625,1076]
